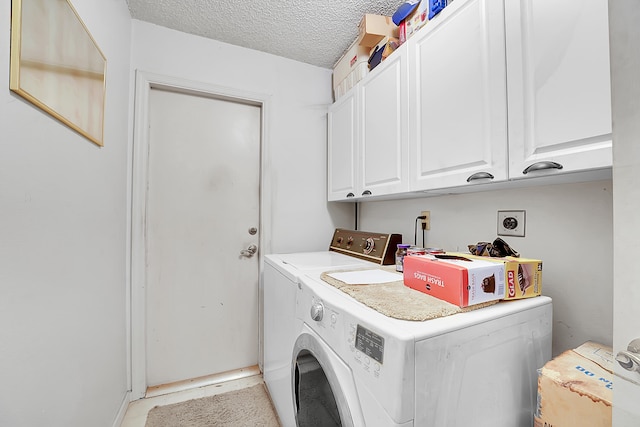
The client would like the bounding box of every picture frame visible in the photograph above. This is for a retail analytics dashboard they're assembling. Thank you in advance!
[9,0,107,147]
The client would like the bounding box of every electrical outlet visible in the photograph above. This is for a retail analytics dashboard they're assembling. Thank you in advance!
[497,210,525,237]
[421,211,430,230]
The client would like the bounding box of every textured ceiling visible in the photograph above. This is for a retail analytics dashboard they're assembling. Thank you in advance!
[126,0,406,69]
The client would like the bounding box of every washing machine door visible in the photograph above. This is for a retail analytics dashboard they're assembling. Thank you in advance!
[292,328,361,427]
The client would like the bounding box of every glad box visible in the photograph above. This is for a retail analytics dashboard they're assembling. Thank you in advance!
[403,254,504,307]
[447,253,542,300]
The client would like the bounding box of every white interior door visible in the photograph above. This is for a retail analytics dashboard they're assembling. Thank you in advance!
[144,87,261,387]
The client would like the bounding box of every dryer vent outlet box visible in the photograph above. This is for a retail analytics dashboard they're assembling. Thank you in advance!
[497,210,525,237]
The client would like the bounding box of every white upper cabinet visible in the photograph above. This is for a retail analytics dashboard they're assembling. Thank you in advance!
[505,0,612,179]
[327,0,612,202]
[328,90,358,201]
[328,44,409,201]
[358,46,409,198]
[408,0,508,191]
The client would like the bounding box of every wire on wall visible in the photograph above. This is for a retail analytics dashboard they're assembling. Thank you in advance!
[414,215,426,246]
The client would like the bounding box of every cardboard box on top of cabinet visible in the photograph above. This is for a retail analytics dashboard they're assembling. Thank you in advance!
[333,37,370,92]
[398,0,429,43]
[534,341,614,427]
[403,254,505,307]
[447,252,542,301]
[332,61,368,99]
[358,14,399,48]
[398,0,455,43]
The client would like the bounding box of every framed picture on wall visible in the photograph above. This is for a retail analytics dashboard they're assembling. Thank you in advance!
[9,0,107,147]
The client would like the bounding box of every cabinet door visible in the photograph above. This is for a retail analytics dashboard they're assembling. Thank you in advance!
[359,45,409,198]
[328,91,358,201]
[409,0,508,191]
[505,0,612,178]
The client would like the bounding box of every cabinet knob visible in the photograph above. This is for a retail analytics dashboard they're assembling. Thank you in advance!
[522,161,563,175]
[466,172,495,182]
[361,190,372,196]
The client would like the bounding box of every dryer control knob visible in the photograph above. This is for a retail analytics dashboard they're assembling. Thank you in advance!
[310,302,324,321]
[363,237,375,254]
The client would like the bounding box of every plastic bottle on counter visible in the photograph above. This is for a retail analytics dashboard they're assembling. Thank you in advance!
[395,244,411,272]
[407,246,427,256]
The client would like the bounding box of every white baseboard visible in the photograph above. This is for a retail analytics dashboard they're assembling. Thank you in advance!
[112,391,131,427]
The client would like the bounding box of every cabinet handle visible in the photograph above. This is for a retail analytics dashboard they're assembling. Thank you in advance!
[346,193,355,198]
[361,190,372,196]
[466,172,495,182]
[522,161,563,175]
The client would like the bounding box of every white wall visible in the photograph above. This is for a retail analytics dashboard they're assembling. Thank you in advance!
[0,1,132,426]
[0,3,620,424]
[609,0,640,423]
[127,20,615,360]
[130,20,353,255]
[358,180,613,356]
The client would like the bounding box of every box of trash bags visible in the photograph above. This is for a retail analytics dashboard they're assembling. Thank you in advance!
[402,252,542,307]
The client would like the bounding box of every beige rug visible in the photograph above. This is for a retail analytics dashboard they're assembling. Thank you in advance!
[145,384,281,427]
[321,268,496,321]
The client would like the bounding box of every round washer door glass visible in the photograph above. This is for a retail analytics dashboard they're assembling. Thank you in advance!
[295,351,341,426]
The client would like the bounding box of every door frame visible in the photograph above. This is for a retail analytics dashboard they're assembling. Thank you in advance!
[127,71,272,400]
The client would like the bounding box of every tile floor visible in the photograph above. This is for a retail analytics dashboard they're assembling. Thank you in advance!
[120,374,266,427]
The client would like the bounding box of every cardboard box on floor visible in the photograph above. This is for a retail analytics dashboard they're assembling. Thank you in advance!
[535,341,614,427]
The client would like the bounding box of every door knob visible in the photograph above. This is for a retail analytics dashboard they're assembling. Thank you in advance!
[240,244,258,257]
[616,338,640,373]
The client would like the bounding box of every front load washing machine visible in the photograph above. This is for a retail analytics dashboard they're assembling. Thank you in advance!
[292,324,366,426]
[292,268,552,427]
[264,252,375,425]
[263,229,401,426]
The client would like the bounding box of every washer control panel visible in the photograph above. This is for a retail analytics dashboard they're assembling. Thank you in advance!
[297,278,409,402]
[329,228,401,265]
[301,289,385,380]
[348,323,384,379]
